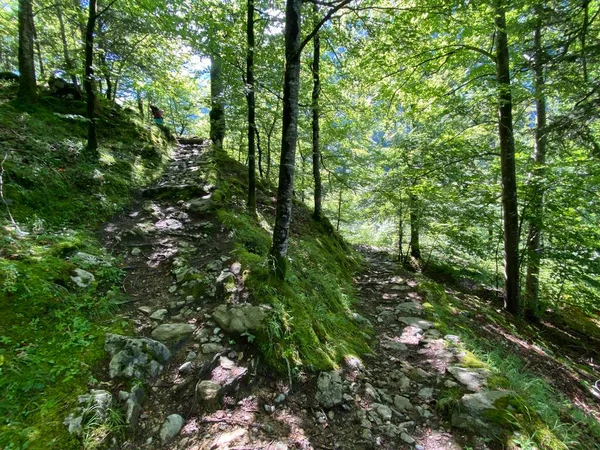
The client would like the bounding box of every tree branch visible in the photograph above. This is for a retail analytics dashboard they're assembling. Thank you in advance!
[299,0,355,53]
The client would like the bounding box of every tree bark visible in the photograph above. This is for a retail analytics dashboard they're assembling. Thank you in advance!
[85,0,98,158]
[524,16,547,320]
[495,0,520,314]
[17,0,37,102]
[137,90,144,118]
[397,205,404,261]
[581,0,589,82]
[409,194,421,260]
[246,0,257,213]
[269,0,302,279]
[336,187,343,231]
[210,54,226,152]
[33,25,44,80]
[266,113,277,180]
[311,3,323,220]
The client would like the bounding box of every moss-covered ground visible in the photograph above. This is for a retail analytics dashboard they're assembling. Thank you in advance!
[0,83,172,449]
[212,155,372,374]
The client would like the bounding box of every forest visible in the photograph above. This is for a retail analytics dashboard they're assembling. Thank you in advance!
[1,0,600,449]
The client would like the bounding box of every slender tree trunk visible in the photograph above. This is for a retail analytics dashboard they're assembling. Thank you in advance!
[581,0,589,83]
[256,126,264,178]
[311,3,323,220]
[524,16,547,320]
[269,0,302,279]
[336,187,343,231]
[266,113,276,180]
[84,0,98,158]
[246,0,257,213]
[33,26,44,80]
[105,75,113,100]
[210,54,226,152]
[398,210,404,261]
[409,194,421,260]
[137,91,144,118]
[17,0,37,102]
[495,0,520,314]
[56,4,79,88]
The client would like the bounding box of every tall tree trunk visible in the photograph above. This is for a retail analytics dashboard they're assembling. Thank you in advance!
[33,26,44,80]
[336,187,343,231]
[246,0,257,213]
[113,77,119,101]
[85,0,98,158]
[266,113,277,180]
[397,206,404,261]
[409,194,421,260]
[524,16,547,320]
[495,0,520,314]
[137,90,144,118]
[270,0,302,279]
[17,0,37,102]
[581,0,589,82]
[210,54,226,152]
[311,3,323,220]
[56,4,79,88]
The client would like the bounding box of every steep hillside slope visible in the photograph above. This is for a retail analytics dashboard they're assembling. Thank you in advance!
[0,85,173,449]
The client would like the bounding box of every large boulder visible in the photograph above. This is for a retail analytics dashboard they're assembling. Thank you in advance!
[212,304,268,334]
[48,75,82,99]
[315,371,344,409]
[105,333,171,379]
[451,390,515,437]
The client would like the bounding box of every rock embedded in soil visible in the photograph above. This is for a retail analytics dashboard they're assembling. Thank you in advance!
[197,380,221,404]
[451,390,515,436]
[64,389,113,435]
[393,395,413,411]
[372,403,393,421]
[151,323,195,342]
[124,388,145,430]
[315,371,344,408]
[71,268,95,288]
[397,316,434,330]
[418,387,434,400]
[138,305,153,315]
[212,304,268,334]
[447,366,490,392]
[395,302,423,315]
[400,432,416,444]
[105,333,171,379]
[149,309,168,321]
[201,343,225,354]
[159,414,185,443]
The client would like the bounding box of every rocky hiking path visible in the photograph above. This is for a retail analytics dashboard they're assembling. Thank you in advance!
[66,142,506,450]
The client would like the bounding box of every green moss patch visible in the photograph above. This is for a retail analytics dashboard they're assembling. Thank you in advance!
[214,158,371,373]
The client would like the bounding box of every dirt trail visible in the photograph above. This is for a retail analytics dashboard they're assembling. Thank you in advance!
[96,143,487,450]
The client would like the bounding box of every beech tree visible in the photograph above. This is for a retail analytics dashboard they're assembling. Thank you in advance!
[17,0,36,102]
